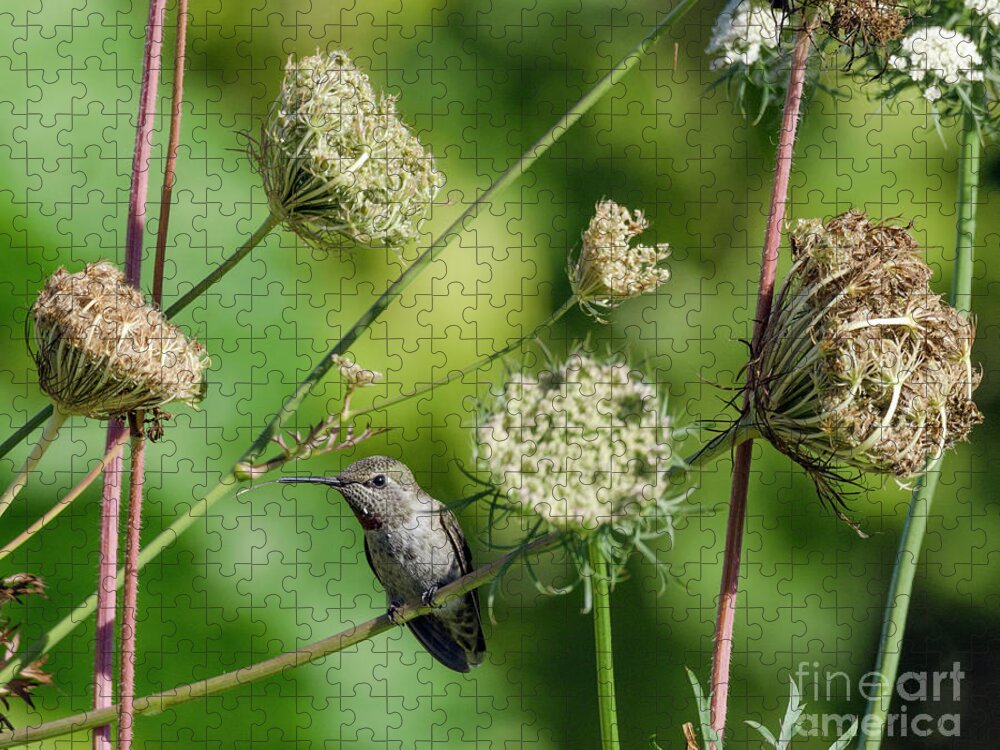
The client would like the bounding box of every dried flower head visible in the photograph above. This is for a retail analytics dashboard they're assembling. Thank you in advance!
[332,354,382,388]
[751,212,981,501]
[0,575,45,606]
[826,0,907,52]
[889,26,984,101]
[706,0,783,70]
[253,50,444,249]
[31,262,209,420]
[570,201,671,320]
[478,352,680,579]
[0,574,49,730]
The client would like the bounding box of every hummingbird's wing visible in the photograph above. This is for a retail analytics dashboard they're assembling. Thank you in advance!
[406,613,476,672]
[437,507,487,666]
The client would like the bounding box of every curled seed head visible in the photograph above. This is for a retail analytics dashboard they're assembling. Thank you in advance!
[752,211,982,491]
[253,50,444,249]
[570,200,671,321]
[31,261,210,420]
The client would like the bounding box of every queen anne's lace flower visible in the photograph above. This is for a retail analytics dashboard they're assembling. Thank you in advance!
[32,262,209,419]
[254,51,444,249]
[706,0,783,70]
[570,201,670,320]
[752,212,981,492]
[965,0,1000,25]
[479,354,673,532]
[889,26,984,101]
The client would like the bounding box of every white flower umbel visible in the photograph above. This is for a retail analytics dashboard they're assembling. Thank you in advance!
[255,51,444,249]
[479,353,675,533]
[889,26,984,101]
[965,0,1000,25]
[706,0,783,70]
[570,200,670,320]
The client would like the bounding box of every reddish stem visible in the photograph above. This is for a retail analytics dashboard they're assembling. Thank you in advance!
[93,2,167,748]
[118,414,146,750]
[92,423,125,750]
[709,23,815,743]
[152,0,189,305]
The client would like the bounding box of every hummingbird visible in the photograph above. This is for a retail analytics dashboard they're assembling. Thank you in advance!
[277,456,486,673]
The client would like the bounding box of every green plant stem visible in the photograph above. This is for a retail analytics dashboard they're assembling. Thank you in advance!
[0,431,129,561]
[353,295,578,419]
[0,408,68,521]
[0,533,561,747]
[164,212,280,318]
[856,111,979,750]
[589,541,621,750]
[0,0,698,688]
[0,213,281,467]
[0,409,52,466]
[952,113,979,314]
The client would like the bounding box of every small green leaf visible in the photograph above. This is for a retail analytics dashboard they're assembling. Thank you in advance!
[828,718,859,750]
[745,720,778,747]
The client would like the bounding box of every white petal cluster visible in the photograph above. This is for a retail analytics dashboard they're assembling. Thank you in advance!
[965,0,1000,25]
[257,51,444,248]
[706,0,783,71]
[570,200,670,320]
[479,354,671,531]
[889,26,985,101]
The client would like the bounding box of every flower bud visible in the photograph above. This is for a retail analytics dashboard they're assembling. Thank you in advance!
[254,51,444,249]
[331,354,382,388]
[31,261,209,419]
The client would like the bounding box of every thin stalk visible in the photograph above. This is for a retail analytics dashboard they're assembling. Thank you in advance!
[589,541,621,750]
[94,2,167,748]
[163,212,280,318]
[710,21,816,744]
[0,408,67,520]
[118,413,146,750]
[0,533,561,747]
[0,409,53,474]
[0,431,129,561]
[92,422,125,750]
[152,0,189,305]
[855,110,980,750]
[352,296,578,418]
[0,0,699,686]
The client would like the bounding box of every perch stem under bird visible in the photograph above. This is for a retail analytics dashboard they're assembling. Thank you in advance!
[248,457,486,673]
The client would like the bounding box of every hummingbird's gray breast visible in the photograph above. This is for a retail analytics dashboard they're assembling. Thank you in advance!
[365,506,462,602]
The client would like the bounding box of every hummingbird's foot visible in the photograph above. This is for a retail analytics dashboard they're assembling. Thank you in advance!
[386,603,407,626]
[420,586,441,608]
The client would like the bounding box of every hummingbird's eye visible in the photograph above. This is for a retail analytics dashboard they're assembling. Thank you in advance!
[370,474,387,488]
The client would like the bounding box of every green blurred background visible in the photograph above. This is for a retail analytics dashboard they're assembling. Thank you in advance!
[0,0,997,747]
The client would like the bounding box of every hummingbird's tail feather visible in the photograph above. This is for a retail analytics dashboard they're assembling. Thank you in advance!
[407,610,483,673]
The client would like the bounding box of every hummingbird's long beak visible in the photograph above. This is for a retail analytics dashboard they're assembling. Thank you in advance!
[277,476,346,488]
